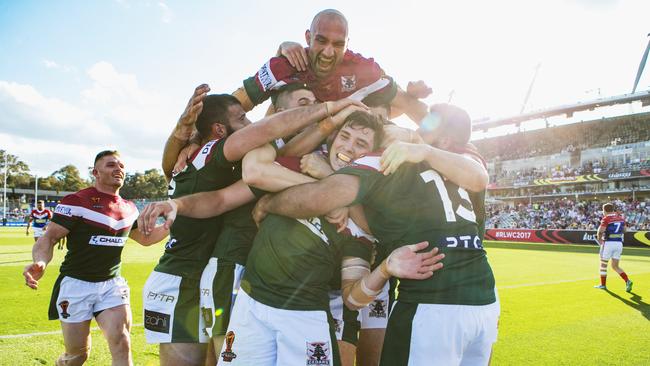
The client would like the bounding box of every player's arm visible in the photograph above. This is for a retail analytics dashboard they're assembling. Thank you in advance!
[162,84,210,181]
[23,222,69,290]
[341,241,444,310]
[223,99,366,163]
[278,104,365,157]
[129,225,168,247]
[596,222,606,245]
[137,180,255,236]
[381,142,488,192]
[253,173,360,224]
[389,86,429,125]
[242,144,317,192]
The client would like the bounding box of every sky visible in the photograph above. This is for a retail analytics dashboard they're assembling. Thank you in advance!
[1,0,649,178]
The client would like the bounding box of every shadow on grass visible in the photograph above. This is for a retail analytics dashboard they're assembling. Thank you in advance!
[485,241,650,257]
[604,289,650,321]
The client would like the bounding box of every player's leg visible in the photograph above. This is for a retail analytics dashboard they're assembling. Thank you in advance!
[357,329,385,366]
[329,291,359,366]
[356,283,389,366]
[595,244,610,289]
[610,246,632,292]
[95,305,133,366]
[54,277,96,365]
[160,343,206,366]
[57,320,92,366]
[339,340,357,366]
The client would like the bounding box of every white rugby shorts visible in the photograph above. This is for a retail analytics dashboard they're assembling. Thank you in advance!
[55,276,129,323]
[600,241,623,260]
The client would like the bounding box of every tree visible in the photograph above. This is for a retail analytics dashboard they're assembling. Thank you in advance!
[49,165,89,192]
[120,169,167,199]
[0,150,32,188]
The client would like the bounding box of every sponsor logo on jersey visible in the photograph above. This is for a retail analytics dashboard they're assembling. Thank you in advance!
[444,235,483,249]
[306,341,330,365]
[165,238,178,250]
[368,299,387,318]
[144,310,170,333]
[88,235,127,247]
[91,197,101,203]
[54,205,73,217]
[221,331,237,362]
[58,300,71,319]
[146,291,175,303]
[340,75,356,92]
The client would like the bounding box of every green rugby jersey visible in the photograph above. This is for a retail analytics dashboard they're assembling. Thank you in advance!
[336,154,496,305]
[241,214,372,311]
[155,138,236,280]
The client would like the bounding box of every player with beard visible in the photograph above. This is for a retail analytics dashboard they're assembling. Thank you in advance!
[253,104,498,366]
[23,150,168,366]
[141,84,364,366]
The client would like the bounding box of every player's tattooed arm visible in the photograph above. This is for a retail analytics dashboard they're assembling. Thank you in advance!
[23,222,69,290]
[162,84,210,181]
[380,142,488,192]
[253,173,360,224]
[341,241,444,310]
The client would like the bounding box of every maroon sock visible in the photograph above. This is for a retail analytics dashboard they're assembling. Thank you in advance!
[619,272,629,282]
[600,276,607,286]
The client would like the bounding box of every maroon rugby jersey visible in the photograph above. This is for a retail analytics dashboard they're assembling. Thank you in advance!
[243,49,397,106]
[52,187,138,281]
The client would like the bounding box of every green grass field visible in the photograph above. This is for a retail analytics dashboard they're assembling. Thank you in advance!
[1,227,649,365]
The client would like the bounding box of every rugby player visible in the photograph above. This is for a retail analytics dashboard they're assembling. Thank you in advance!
[233,9,429,125]
[22,150,168,366]
[594,203,633,292]
[26,199,53,242]
[253,104,498,366]
[142,84,365,366]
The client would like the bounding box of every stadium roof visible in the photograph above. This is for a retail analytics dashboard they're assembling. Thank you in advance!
[472,89,650,131]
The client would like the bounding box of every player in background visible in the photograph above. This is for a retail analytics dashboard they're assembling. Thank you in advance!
[27,200,53,242]
[22,150,168,366]
[595,203,633,292]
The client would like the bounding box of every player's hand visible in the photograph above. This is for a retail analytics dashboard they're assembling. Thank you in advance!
[179,84,210,127]
[23,261,46,290]
[252,194,273,227]
[385,241,444,280]
[406,80,432,99]
[380,142,431,175]
[172,143,200,175]
[329,98,369,116]
[325,207,349,233]
[278,41,309,72]
[300,152,334,179]
[330,104,367,128]
[138,200,177,236]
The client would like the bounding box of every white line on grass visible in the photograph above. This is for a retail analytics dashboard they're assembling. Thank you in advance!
[499,271,650,289]
[0,323,143,339]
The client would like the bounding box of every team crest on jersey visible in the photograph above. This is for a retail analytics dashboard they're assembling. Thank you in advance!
[341,75,356,92]
[369,300,387,318]
[306,341,330,365]
[221,331,237,362]
[90,197,101,203]
[58,300,71,319]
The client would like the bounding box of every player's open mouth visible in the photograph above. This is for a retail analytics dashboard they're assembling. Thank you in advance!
[337,152,351,164]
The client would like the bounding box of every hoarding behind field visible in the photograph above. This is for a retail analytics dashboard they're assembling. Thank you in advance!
[484,228,650,247]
